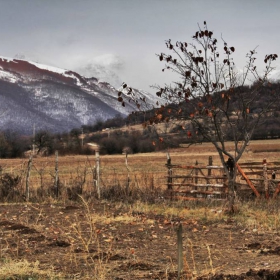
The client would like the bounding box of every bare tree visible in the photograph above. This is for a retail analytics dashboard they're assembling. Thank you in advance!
[118,21,278,211]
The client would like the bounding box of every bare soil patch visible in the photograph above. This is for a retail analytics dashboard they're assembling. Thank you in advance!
[1,200,280,279]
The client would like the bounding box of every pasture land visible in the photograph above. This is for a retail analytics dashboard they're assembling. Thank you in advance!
[0,140,280,279]
[1,139,280,194]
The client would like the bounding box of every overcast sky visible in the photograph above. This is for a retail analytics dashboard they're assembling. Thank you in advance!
[0,0,279,92]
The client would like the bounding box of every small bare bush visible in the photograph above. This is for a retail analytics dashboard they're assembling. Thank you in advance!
[0,173,22,202]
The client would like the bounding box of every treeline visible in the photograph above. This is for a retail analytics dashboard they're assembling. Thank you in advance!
[81,114,127,133]
[0,115,167,158]
[1,115,280,158]
[0,130,30,158]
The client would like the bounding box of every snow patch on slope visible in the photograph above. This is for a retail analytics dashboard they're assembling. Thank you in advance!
[0,68,18,83]
[27,61,67,74]
[0,56,85,86]
[0,56,18,63]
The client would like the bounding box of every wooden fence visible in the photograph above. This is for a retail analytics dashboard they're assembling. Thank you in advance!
[237,159,280,198]
[2,153,280,201]
[166,156,280,200]
[166,155,228,200]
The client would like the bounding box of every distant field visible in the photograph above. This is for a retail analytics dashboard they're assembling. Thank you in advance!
[0,139,279,194]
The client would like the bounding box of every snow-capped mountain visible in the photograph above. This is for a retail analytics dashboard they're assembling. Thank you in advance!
[0,57,158,135]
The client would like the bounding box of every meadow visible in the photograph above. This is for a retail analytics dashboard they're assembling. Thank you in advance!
[0,140,280,279]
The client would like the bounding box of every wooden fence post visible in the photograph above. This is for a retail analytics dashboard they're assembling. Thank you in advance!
[177,223,183,279]
[167,153,172,190]
[195,160,198,184]
[54,151,59,198]
[194,160,199,191]
[206,156,213,189]
[96,150,100,199]
[208,156,212,177]
[263,158,269,199]
[125,152,130,194]
[26,155,33,202]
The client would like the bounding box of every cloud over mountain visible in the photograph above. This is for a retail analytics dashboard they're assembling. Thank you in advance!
[73,54,125,89]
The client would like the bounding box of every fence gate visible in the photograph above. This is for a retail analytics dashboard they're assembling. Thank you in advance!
[166,156,228,200]
[236,159,280,199]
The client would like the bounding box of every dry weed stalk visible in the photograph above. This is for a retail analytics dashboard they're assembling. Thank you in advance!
[69,195,113,279]
[187,238,197,277]
[206,244,214,275]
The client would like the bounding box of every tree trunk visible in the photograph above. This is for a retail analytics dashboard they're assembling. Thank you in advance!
[228,177,236,213]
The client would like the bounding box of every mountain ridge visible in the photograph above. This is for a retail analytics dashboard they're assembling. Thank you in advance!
[0,57,158,135]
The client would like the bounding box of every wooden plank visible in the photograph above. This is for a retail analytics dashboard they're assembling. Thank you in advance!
[170,183,225,188]
[173,190,223,195]
[240,166,280,171]
[167,165,224,170]
[241,178,280,182]
[170,196,227,201]
[240,171,263,175]
[239,166,263,170]
[236,163,261,198]
[165,175,226,179]
[168,196,204,201]
[239,161,280,166]
[238,162,264,166]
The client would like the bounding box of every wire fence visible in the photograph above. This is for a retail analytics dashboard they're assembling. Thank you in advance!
[0,154,168,200]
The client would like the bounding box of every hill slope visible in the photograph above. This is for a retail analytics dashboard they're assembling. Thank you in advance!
[0,57,158,134]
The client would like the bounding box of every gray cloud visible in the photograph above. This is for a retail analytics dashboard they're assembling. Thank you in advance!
[74,54,125,87]
[0,0,279,91]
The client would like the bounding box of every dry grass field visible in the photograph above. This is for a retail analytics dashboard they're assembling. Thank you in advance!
[1,139,280,192]
[1,139,280,279]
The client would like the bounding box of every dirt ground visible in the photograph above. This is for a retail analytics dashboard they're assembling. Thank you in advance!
[1,200,280,280]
